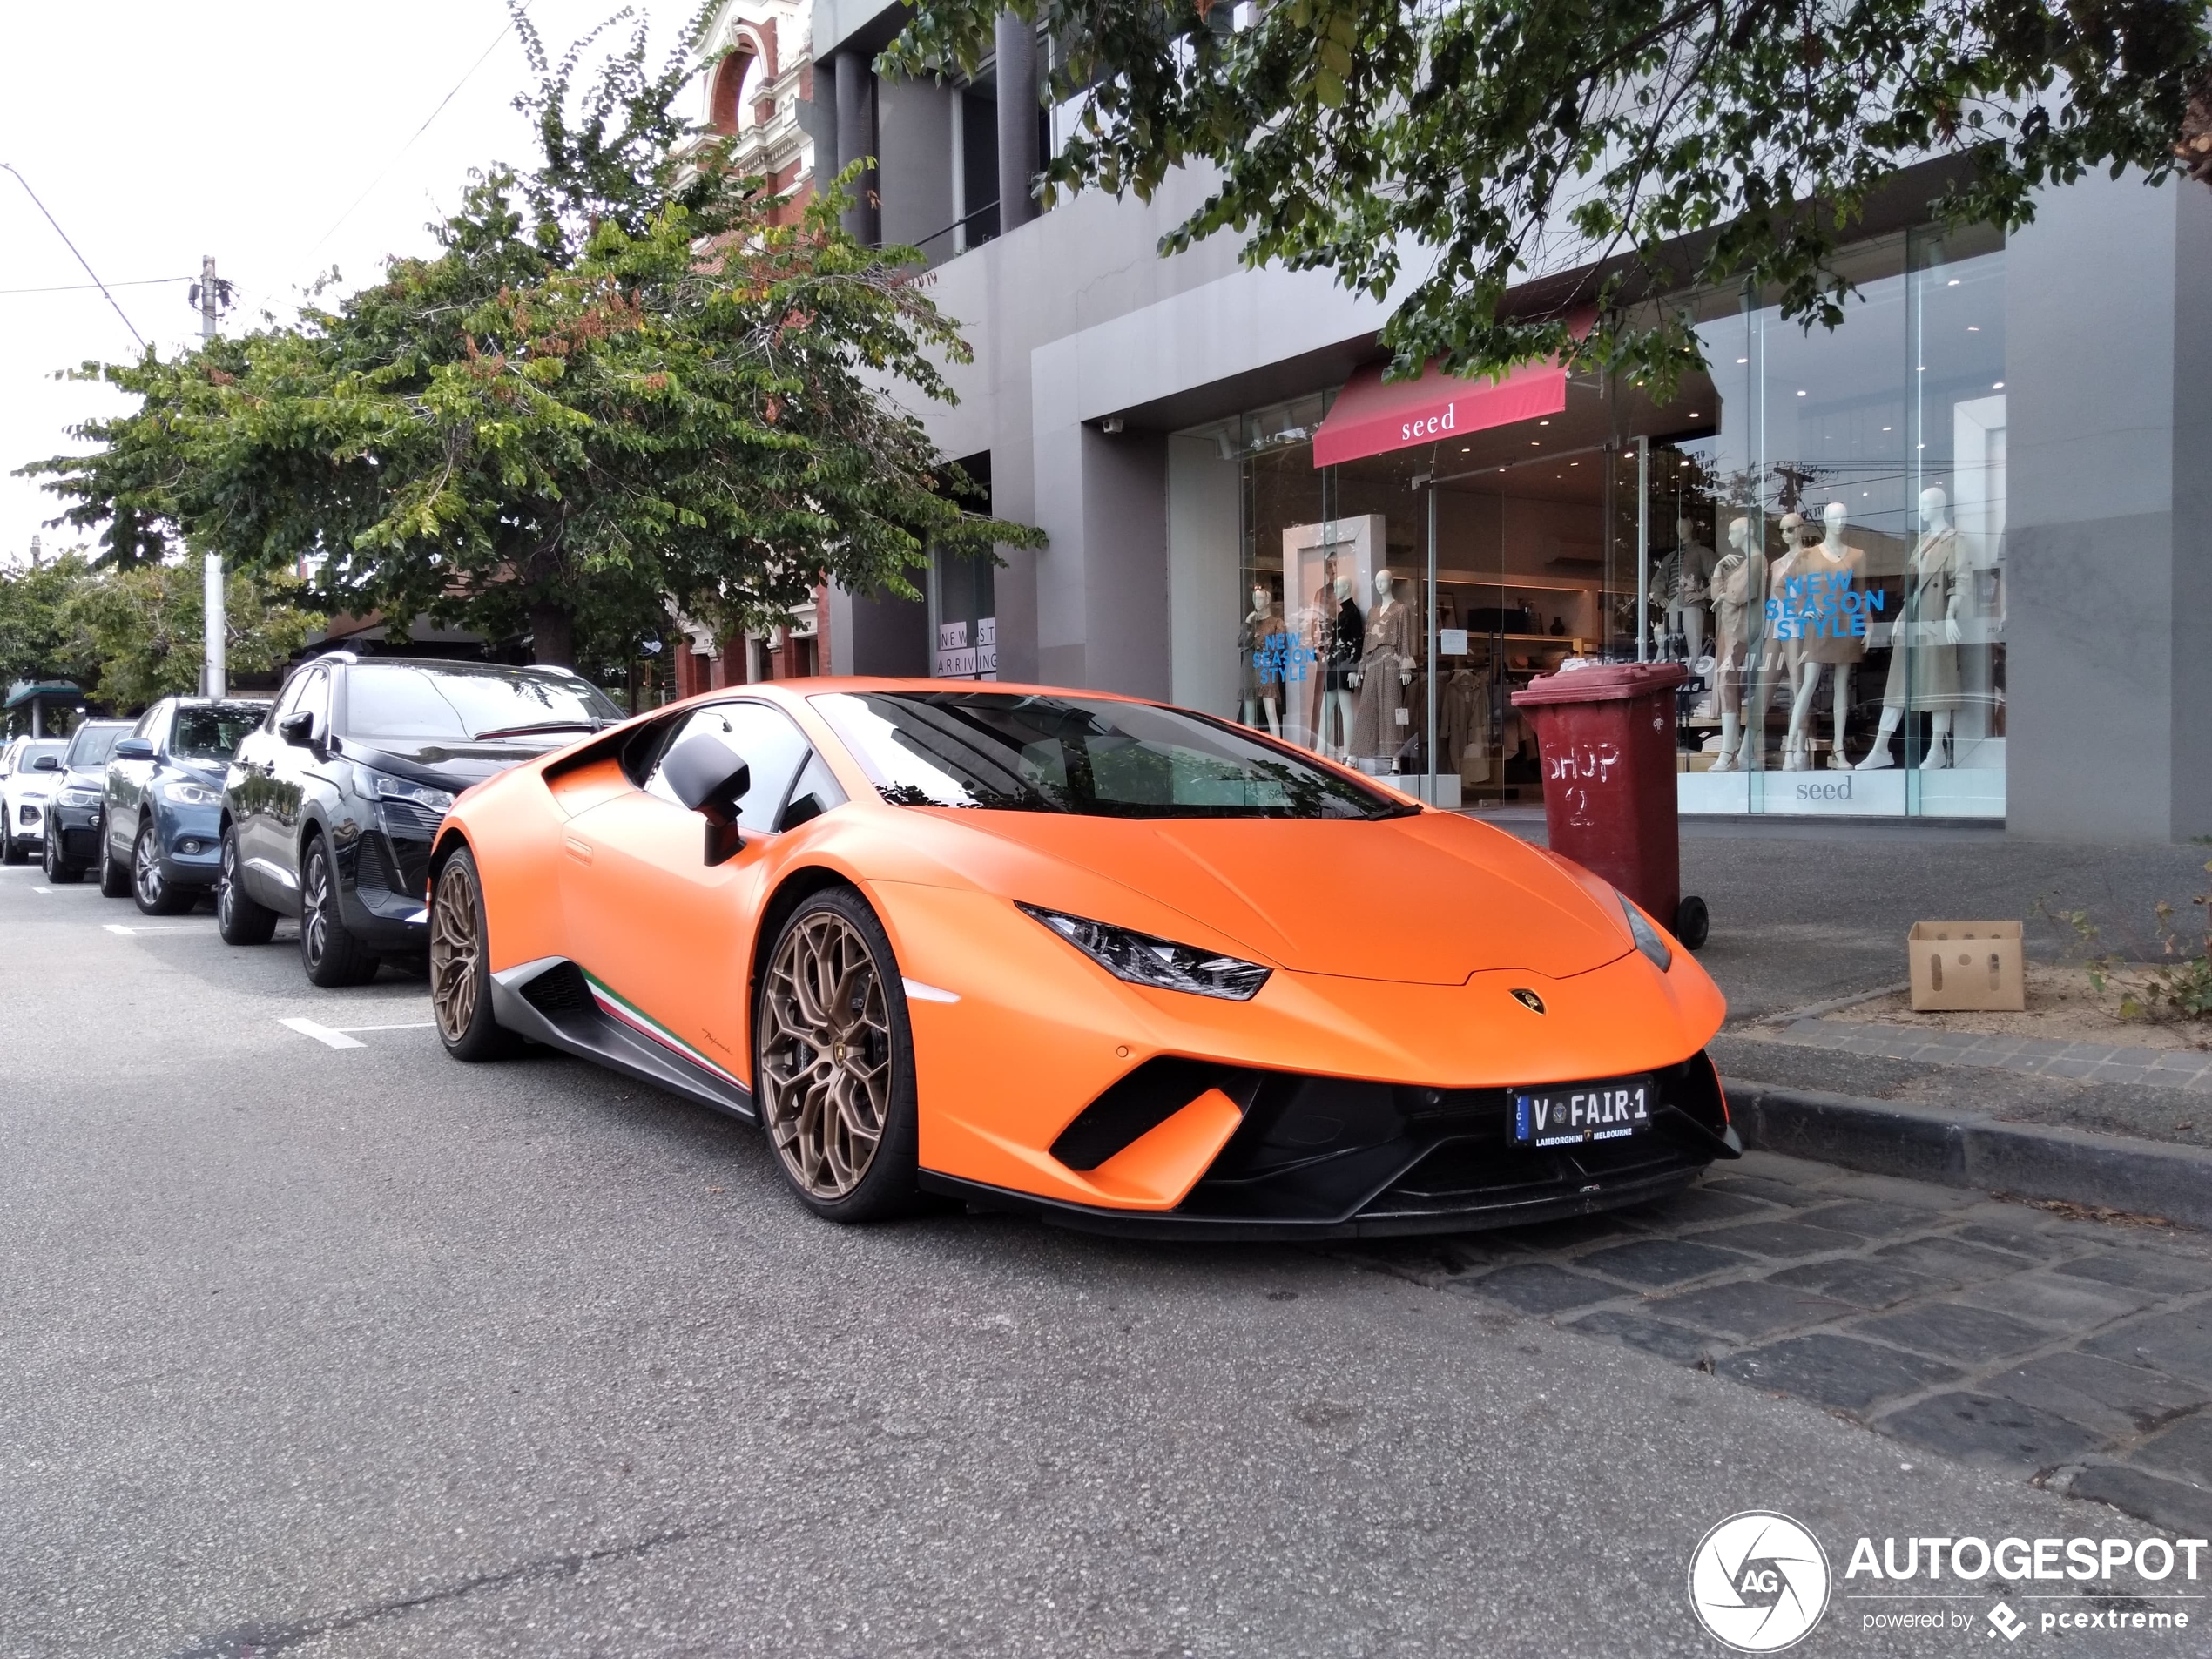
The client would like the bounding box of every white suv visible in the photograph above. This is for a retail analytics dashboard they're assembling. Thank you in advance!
[1,737,68,864]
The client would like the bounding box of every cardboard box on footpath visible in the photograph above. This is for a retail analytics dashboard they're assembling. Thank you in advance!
[1909,921,2026,1012]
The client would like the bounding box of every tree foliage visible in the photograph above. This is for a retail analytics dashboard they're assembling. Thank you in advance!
[0,552,97,693]
[27,4,1039,669]
[893,0,2212,390]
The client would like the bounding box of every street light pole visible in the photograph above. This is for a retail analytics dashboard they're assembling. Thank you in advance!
[198,255,226,698]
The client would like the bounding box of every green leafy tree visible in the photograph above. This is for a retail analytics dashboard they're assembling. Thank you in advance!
[27,4,1039,669]
[64,564,322,712]
[894,0,2211,389]
[0,550,98,694]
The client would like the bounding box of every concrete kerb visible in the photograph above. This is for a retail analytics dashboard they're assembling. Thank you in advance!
[1731,1080,2212,1231]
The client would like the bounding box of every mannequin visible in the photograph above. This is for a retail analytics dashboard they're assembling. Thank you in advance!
[1319,573,1363,758]
[1349,567,1416,763]
[1241,583,1287,736]
[1730,512,1791,770]
[1858,485,1964,770]
[1668,516,1717,660]
[1708,516,1757,772]
[1777,501,1867,769]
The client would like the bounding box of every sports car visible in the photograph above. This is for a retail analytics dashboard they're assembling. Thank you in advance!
[426,680,1737,1236]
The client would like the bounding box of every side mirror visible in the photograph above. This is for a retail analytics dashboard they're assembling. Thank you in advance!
[31,753,60,771]
[111,738,154,761]
[277,711,316,747]
[660,732,750,867]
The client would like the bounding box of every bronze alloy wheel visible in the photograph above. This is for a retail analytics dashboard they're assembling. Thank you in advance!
[759,908,894,1199]
[429,858,480,1044]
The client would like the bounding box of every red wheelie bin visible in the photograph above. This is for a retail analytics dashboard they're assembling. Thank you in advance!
[1509,661,1708,949]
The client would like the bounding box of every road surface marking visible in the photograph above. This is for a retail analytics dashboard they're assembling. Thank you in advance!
[332,1021,435,1033]
[279,1016,367,1049]
[103,923,199,935]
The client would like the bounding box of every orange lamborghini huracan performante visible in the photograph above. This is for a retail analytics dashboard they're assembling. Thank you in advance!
[424,681,1737,1236]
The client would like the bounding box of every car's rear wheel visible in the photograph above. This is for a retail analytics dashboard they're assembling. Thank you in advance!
[299,834,378,987]
[754,888,920,1222]
[429,848,521,1061]
[216,824,276,945]
[98,819,131,898]
[41,827,82,883]
[132,820,193,915]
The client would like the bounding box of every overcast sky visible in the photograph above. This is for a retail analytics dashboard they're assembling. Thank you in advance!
[0,0,697,570]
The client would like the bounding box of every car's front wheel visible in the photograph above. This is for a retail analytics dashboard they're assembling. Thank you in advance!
[299,834,378,987]
[1,828,24,866]
[216,825,276,945]
[98,819,131,898]
[132,820,193,915]
[41,826,82,884]
[429,847,521,1062]
[753,888,921,1223]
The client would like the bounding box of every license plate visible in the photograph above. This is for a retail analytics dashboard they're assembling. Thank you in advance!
[1511,1078,1653,1148]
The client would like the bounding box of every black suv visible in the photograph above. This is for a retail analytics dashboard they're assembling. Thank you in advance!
[218,653,622,986]
[39,718,132,884]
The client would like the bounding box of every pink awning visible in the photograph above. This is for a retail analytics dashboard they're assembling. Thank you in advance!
[1312,358,1568,468]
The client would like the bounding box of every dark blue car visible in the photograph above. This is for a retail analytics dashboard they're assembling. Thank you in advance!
[102,697,271,914]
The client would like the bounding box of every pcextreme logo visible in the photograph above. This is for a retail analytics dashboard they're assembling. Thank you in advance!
[1688,1511,1832,1651]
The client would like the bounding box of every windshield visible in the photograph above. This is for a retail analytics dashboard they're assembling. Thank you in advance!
[172,704,266,762]
[809,691,1418,820]
[63,725,126,770]
[12,740,65,773]
[342,664,621,743]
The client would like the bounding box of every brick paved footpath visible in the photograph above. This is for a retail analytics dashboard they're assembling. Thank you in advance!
[1350,1150,2212,1533]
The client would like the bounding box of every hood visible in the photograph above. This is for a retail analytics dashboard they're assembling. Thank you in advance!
[339,735,569,791]
[944,812,1633,984]
[167,758,229,790]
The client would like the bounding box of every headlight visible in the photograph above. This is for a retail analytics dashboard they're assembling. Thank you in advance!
[1620,892,1674,973]
[57,786,101,807]
[158,779,219,806]
[1017,903,1271,1001]
[362,770,455,814]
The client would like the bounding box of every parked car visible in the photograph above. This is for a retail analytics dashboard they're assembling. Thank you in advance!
[422,681,1736,1230]
[39,718,132,883]
[218,653,622,985]
[102,698,273,913]
[1,737,69,864]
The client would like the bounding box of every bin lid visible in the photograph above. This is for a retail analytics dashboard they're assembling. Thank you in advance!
[1510,659,1689,707]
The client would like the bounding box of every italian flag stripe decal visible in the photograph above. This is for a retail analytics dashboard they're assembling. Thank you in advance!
[582,971,748,1089]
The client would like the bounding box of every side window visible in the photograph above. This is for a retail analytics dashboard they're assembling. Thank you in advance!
[271,671,311,725]
[295,670,332,736]
[644,701,812,834]
[778,751,848,831]
[133,705,161,740]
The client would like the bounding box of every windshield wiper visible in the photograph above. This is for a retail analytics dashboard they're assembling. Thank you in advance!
[470,719,606,741]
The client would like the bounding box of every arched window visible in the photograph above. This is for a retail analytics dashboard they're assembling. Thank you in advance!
[708,46,756,135]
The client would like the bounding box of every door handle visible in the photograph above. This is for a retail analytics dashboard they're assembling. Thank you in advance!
[564,837,593,866]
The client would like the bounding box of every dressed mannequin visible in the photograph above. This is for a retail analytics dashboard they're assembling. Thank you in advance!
[1669,516,1717,660]
[1349,567,1415,762]
[1318,574,1363,758]
[1240,583,1288,736]
[1707,516,1757,772]
[1776,502,1868,769]
[1858,485,1965,770]
[1731,512,1794,770]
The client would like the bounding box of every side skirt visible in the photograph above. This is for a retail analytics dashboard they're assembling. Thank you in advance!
[489,956,756,1123]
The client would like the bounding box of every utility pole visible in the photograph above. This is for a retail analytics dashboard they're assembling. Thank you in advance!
[194,255,226,698]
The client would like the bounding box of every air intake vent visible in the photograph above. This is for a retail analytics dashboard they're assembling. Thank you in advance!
[1050,1057,1261,1171]
[520,961,592,1017]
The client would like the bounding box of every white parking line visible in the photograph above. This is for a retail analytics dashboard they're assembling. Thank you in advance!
[278,1016,367,1050]
[103,923,199,936]
[333,1021,435,1034]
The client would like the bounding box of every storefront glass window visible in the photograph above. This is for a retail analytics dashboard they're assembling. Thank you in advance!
[1167,223,2006,819]
[929,550,998,681]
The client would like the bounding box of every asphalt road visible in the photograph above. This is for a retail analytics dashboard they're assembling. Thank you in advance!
[0,860,2191,1656]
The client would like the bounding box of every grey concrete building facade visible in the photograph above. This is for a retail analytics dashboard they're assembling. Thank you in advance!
[806,3,2210,843]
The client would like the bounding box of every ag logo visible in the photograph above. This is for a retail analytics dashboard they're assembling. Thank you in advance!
[1687,1511,1831,1651]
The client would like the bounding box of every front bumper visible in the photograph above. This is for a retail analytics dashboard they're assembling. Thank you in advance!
[155,802,223,889]
[45,798,102,865]
[334,797,438,948]
[921,1052,1738,1240]
[9,794,52,845]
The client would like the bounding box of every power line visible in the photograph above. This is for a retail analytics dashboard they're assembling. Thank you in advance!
[302,3,533,264]
[0,162,146,347]
[0,275,192,296]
